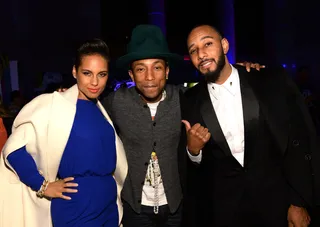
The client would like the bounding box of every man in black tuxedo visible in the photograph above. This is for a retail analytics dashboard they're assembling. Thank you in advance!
[181,24,318,227]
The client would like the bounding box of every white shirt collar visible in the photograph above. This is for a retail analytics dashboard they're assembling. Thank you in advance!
[207,64,239,100]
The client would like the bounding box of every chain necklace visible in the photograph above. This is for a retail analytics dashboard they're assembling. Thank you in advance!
[150,151,160,214]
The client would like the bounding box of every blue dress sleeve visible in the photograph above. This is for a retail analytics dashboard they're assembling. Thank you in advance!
[7,146,45,191]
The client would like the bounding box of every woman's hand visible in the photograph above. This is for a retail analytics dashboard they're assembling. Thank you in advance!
[44,177,78,200]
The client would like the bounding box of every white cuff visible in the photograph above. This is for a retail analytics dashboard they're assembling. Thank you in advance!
[187,148,202,164]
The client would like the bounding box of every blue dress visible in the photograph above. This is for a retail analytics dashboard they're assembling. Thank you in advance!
[51,99,118,226]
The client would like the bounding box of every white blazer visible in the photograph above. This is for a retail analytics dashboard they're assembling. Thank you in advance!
[0,85,128,227]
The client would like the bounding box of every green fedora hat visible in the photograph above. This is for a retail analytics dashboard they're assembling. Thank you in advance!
[117,24,183,69]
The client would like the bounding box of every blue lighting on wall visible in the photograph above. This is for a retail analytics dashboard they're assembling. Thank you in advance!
[147,0,166,36]
[220,0,236,64]
[114,81,135,91]
[281,63,297,69]
[148,12,164,16]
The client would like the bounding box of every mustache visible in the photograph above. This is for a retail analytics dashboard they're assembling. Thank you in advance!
[198,58,216,68]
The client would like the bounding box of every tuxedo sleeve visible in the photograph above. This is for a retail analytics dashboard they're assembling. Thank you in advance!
[288,186,307,207]
[284,73,317,207]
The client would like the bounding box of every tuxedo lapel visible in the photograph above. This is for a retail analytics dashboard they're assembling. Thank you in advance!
[199,82,232,156]
[238,71,260,166]
[236,66,289,155]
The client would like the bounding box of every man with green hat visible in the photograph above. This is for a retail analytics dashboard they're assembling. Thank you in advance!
[103,24,263,226]
[104,24,185,226]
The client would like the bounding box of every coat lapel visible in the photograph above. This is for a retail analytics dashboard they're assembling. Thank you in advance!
[46,85,78,181]
[199,82,232,156]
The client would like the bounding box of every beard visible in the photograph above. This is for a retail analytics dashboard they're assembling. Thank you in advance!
[201,50,226,83]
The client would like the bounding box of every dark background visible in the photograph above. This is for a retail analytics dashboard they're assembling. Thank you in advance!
[0,0,319,98]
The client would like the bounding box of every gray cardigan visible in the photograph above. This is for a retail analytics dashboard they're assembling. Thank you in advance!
[102,85,183,213]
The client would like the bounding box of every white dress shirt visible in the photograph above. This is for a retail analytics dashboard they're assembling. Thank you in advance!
[188,65,245,166]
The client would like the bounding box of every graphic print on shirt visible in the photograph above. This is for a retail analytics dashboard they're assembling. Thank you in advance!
[144,151,162,187]
[141,90,167,213]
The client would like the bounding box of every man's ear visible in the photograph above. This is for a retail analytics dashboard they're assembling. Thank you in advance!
[128,70,135,82]
[165,66,169,80]
[221,38,229,55]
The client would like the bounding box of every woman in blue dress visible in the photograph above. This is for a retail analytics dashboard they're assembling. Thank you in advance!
[0,39,127,226]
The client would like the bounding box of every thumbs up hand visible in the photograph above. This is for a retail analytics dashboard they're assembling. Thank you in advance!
[182,120,211,156]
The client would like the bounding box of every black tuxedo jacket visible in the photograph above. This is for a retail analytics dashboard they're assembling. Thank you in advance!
[179,66,318,226]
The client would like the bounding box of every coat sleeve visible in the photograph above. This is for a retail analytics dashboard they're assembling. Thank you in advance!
[2,94,51,176]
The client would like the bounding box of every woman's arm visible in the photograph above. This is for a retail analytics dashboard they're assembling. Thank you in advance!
[7,146,44,191]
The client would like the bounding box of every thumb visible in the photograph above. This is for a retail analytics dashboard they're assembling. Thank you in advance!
[181,120,191,132]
